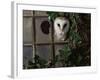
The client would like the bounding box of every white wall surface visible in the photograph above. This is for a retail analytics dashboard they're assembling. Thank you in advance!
[0,0,100,80]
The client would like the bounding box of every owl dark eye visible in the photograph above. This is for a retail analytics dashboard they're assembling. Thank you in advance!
[63,23,67,29]
[57,23,60,27]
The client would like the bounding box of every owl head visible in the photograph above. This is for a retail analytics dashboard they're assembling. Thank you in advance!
[54,17,69,41]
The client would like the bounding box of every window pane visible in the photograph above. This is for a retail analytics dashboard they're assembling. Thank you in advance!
[55,44,66,56]
[23,17,33,44]
[34,11,48,16]
[54,44,68,67]
[36,45,52,61]
[23,46,33,69]
[23,10,33,16]
[35,17,52,43]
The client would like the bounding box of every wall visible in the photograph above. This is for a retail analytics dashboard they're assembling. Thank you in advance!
[0,0,100,80]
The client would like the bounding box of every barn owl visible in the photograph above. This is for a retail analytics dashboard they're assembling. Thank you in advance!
[54,17,69,41]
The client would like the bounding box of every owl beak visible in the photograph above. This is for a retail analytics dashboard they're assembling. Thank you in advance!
[59,32,64,36]
[59,33,62,35]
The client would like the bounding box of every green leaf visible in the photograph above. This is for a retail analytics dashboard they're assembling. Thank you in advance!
[59,45,72,59]
[47,12,59,21]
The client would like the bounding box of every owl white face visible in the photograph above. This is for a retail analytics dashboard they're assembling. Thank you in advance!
[54,17,69,41]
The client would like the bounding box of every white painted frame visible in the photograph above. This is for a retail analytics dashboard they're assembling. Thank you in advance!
[11,1,97,79]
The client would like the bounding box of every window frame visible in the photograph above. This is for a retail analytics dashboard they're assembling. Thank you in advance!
[23,11,69,68]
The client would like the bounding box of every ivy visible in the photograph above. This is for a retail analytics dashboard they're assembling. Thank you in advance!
[47,12,59,21]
